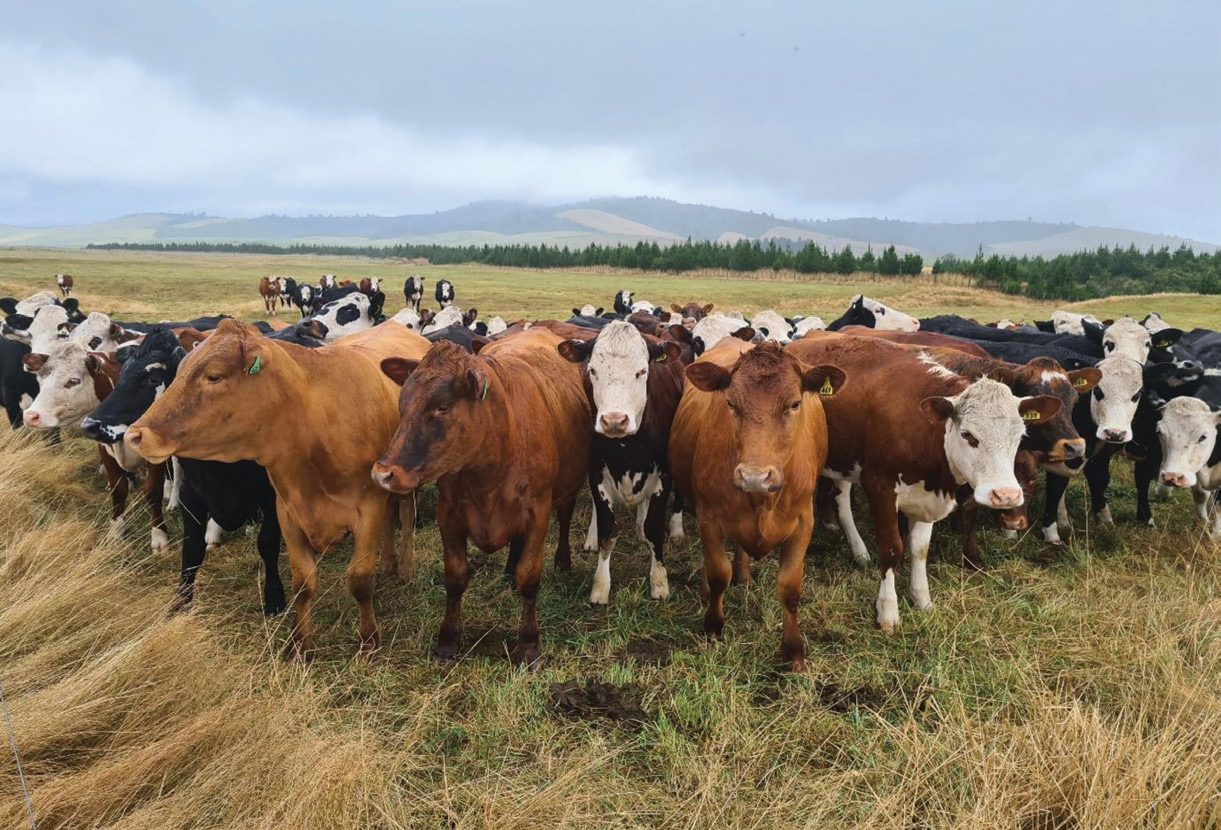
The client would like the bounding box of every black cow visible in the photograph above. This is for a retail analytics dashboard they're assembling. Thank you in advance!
[79,328,286,615]
[0,338,38,428]
[435,278,455,308]
[404,275,425,312]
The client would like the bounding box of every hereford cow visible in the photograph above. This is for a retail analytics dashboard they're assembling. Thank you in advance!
[320,274,338,290]
[259,277,280,314]
[81,328,286,615]
[23,340,169,550]
[670,339,844,670]
[126,320,429,658]
[1156,380,1221,539]
[371,329,591,667]
[404,275,426,312]
[827,295,920,332]
[435,278,455,308]
[55,273,74,298]
[556,321,686,604]
[789,335,1059,631]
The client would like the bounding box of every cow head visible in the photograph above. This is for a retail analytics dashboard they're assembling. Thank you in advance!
[372,341,491,492]
[127,320,270,464]
[1156,396,1220,489]
[22,341,113,429]
[392,308,422,330]
[70,312,123,352]
[575,304,604,317]
[81,328,185,444]
[921,377,1060,508]
[671,302,713,321]
[557,321,680,438]
[1006,357,1100,463]
[691,314,754,357]
[750,310,796,344]
[685,341,845,494]
[840,295,919,332]
[1101,318,1161,364]
[613,289,634,316]
[307,293,373,341]
[1090,355,1144,443]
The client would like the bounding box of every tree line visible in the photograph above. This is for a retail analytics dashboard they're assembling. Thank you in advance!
[89,238,1220,298]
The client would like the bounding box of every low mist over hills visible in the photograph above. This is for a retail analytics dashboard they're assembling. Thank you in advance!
[2,197,1214,258]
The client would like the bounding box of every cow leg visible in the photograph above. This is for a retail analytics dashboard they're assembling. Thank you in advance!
[145,463,169,553]
[554,493,576,573]
[511,514,550,668]
[173,485,209,614]
[99,446,130,535]
[643,487,670,600]
[348,499,391,655]
[776,510,813,671]
[816,479,839,530]
[395,494,417,580]
[669,489,685,541]
[257,507,286,616]
[835,481,870,566]
[1193,485,1211,523]
[863,473,904,632]
[1134,454,1157,527]
[204,519,223,551]
[697,516,731,639]
[435,508,471,660]
[280,512,320,660]
[907,520,935,610]
[588,479,618,605]
[1041,472,1070,545]
[1086,453,1114,524]
[958,501,983,570]
[731,546,753,586]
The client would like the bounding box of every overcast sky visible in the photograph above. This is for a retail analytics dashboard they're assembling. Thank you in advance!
[2,0,1218,239]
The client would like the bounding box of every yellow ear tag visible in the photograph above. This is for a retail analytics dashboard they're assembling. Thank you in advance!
[1155,339,1171,349]
[656,353,667,362]
[1073,377,1087,388]
[1023,410,1040,422]
[819,378,834,396]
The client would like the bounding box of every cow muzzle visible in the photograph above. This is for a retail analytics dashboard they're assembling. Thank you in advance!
[371,461,419,493]
[597,411,631,437]
[124,425,171,464]
[978,486,1023,509]
[999,510,1028,531]
[22,409,48,429]
[1097,427,1131,444]
[1160,470,1193,489]
[733,464,783,493]
[1050,438,1086,461]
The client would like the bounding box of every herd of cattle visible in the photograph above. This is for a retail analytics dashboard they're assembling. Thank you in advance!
[1,273,1218,671]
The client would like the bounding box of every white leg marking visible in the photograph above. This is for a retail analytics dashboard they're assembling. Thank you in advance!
[583,508,598,552]
[876,568,900,632]
[668,511,684,541]
[589,549,612,605]
[1193,486,1210,522]
[1095,504,1114,525]
[907,521,934,611]
[108,515,126,540]
[648,552,670,600]
[205,519,224,550]
[1001,528,1018,540]
[151,526,170,552]
[836,484,870,566]
[1043,523,1063,545]
[1056,491,1070,527]
[635,500,649,543]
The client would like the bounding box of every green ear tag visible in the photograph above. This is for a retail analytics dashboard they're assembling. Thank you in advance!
[481,378,489,400]
[1023,410,1040,422]
[248,354,262,375]
[819,378,834,396]
[1073,377,1087,388]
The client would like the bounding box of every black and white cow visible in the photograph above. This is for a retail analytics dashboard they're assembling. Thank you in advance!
[613,289,634,317]
[750,310,796,343]
[0,337,37,427]
[557,321,687,604]
[435,278,455,308]
[80,329,287,614]
[690,314,755,357]
[828,294,920,332]
[290,282,316,318]
[421,305,477,335]
[296,292,375,341]
[404,275,426,312]
[1156,375,1221,539]
[278,277,297,309]
[574,304,605,318]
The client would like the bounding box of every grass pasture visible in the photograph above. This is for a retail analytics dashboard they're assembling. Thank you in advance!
[0,248,1219,829]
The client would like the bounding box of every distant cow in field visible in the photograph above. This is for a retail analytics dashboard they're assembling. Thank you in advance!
[435,278,455,308]
[404,275,425,312]
[259,276,280,314]
[55,273,74,298]
[372,328,591,667]
[671,302,713,322]
[320,274,338,290]
[670,339,844,671]
[277,277,295,309]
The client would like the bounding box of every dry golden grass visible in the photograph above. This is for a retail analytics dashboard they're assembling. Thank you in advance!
[0,250,1219,828]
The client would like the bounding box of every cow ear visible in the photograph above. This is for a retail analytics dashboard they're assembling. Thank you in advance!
[463,308,478,326]
[671,304,683,314]
[666,324,692,344]
[380,357,420,386]
[0,298,17,314]
[701,303,714,315]
[109,323,124,339]
[115,344,138,363]
[1066,367,1101,393]
[685,361,732,392]
[557,339,593,363]
[572,308,581,317]
[987,366,1016,387]
[22,353,47,373]
[465,367,489,400]
[800,363,846,397]
[594,307,603,316]
[662,341,682,363]
[920,396,955,424]
[731,326,756,343]
[1151,328,1182,349]
[1018,395,1061,426]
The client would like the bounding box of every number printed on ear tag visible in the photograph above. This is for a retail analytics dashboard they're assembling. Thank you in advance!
[1073,377,1087,388]
[1023,410,1041,421]
[819,378,834,396]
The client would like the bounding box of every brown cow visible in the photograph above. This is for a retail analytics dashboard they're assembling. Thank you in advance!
[371,328,591,667]
[670,339,845,671]
[671,302,713,321]
[258,276,279,315]
[838,325,991,358]
[126,320,429,658]
[789,335,1059,631]
[55,273,74,298]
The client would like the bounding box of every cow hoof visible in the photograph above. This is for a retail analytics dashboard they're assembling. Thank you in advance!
[205,543,220,553]
[1001,529,1018,540]
[588,587,610,606]
[876,600,900,633]
[151,528,170,553]
[397,563,417,582]
[168,593,193,616]
[283,640,316,663]
[1094,506,1115,526]
[649,562,670,600]
[433,640,461,662]
[263,600,288,617]
[911,594,933,612]
[668,513,685,541]
[511,645,544,670]
[1042,525,1064,546]
[356,632,382,658]
[783,654,807,673]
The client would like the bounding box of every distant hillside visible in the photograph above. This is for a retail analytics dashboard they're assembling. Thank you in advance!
[2,197,1215,257]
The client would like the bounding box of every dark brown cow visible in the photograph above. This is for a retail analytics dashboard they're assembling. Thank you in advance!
[789,335,1059,631]
[671,302,714,321]
[670,339,845,671]
[258,276,279,314]
[838,325,991,357]
[126,320,429,658]
[371,328,591,667]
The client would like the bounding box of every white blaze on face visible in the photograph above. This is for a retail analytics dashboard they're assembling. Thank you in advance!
[27,305,70,353]
[368,277,381,292]
[24,341,103,429]
[1051,310,1101,336]
[860,296,919,331]
[1090,356,1144,443]
[421,305,464,334]
[391,308,421,330]
[69,312,118,352]
[1143,312,1170,333]
[691,314,749,354]
[1157,397,1220,488]
[749,310,793,343]
[1102,318,1152,364]
[15,292,59,317]
[939,378,1028,507]
[588,321,650,436]
[630,300,656,314]
[792,317,826,336]
[578,304,598,316]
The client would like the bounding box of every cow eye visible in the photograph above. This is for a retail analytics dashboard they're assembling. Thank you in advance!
[877,308,885,315]
[789,400,801,411]
[435,404,450,415]
[1094,388,1106,400]
[960,431,979,447]
[65,377,81,388]
[727,401,741,415]
[206,372,223,383]
[1130,392,1141,402]
[1104,342,1115,351]
[635,368,647,378]
[1200,435,1208,443]
[589,368,597,378]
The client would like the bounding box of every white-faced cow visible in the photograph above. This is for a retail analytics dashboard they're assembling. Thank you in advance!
[259,276,280,314]
[1156,383,1221,539]
[320,274,338,290]
[613,289,634,317]
[827,295,920,332]
[750,310,795,343]
[404,275,426,312]
[435,278,455,308]
[55,273,74,298]
[690,314,756,356]
[574,304,604,317]
[791,316,827,337]
[1051,310,1103,336]
[557,321,686,605]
